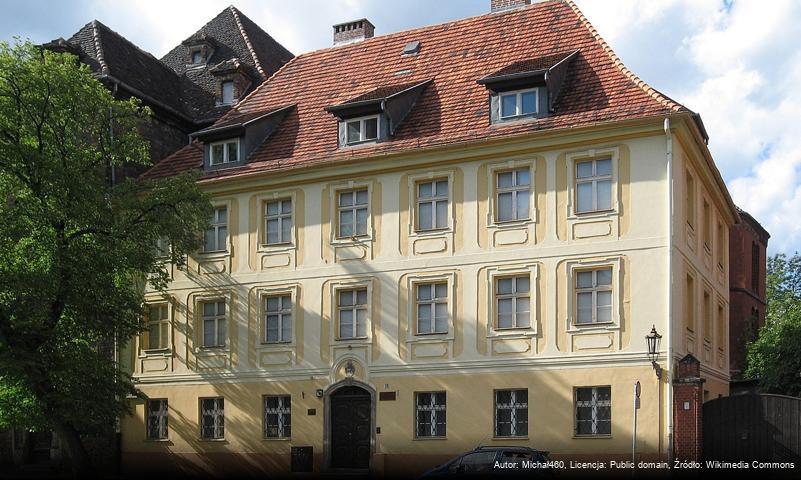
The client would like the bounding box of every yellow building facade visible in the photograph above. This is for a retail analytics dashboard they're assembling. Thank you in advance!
[120,1,738,476]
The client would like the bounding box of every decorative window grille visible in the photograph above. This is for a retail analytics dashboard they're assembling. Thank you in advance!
[201,398,224,439]
[147,399,168,440]
[575,386,611,436]
[415,392,446,437]
[264,395,291,439]
[495,389,528,437]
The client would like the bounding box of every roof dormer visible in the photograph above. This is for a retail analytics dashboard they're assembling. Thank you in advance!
[209,59,254,106]
[191,105,295,171]
[325,79,431,148]
[478,50,579,124]
[182,34,217,66]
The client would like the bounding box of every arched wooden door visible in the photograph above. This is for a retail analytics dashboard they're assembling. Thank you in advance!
[330,385,371,468]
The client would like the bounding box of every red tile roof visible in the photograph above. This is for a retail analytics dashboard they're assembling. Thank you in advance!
[142,0,686,181]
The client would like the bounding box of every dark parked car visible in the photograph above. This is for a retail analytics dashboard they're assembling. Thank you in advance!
[421,446,555,477]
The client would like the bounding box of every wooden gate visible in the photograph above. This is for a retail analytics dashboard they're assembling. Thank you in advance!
[703,394,801,462]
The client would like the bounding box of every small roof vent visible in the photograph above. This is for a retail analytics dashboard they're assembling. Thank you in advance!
[402,41,421,55]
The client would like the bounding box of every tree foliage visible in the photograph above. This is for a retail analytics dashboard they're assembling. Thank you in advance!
[0,41,212,474]
[745,253,801,396]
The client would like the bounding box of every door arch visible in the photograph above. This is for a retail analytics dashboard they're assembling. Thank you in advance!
[324,379,375,470]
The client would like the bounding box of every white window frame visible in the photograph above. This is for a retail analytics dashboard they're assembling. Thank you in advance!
[203,206,228,253]
[344,114,380,145]
[336,287,369,340]
[575,158,613,214]
[144,303,170,352]
[566,148,619,219]
[485,264,538,339]
[415,282,449,335]
[263,293,292,344]
[499,88,539,119]
[200,397,225,440]
[263,395,291,439]
[494,275,531,330]
[574,386,612,436]
[221,81,235,105]
[565,258,622,339]
[574,268,613,326]
[146,399,169,440]
[336,188,370,239]
[415,391,446,438]
[191,50,203,65]
[494,389,528,438]
[209,139,239,166]
[264,198,293,246]
[200,299,227,348]
[415,178,450,232]
[495,168,531,223]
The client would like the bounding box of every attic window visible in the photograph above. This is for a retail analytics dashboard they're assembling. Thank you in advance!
[500,88,538,119]
[221,81,235,105]
[345,115,379,145]
[209,139,239,166]
[191,50,203,64]
[402,41,421,55]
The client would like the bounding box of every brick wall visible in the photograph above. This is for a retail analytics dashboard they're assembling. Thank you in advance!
[673,354,704,461]
[491,0,531,12]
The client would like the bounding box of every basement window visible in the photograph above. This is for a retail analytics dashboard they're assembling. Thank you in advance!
[344,115,379,145]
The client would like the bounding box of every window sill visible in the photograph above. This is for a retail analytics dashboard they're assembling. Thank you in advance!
[195,250,230,261]
[334,337,369,343]
[570,208,616,219]
[413,436,447,441]
[256,343,296,351]
[331,236,372,247]
[341,139,380,149]
[567,322,617,333]
[138,349,172,359]
[262,437,291,442]
[492,116,539,126]
[412,227,452,236]
[196,347,230,355]
[489,218,534,229]
[143,438,172,443]
[198,438,227,443]
[487,328,536,339]
[492,436,529,441]
[258,242,295,253]
[573,434,612,439]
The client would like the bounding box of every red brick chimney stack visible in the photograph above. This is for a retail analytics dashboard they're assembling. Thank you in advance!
[491,0,532,12]
[333,19,375,45]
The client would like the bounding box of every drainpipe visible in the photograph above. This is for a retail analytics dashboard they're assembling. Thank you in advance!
[664,117,674,462]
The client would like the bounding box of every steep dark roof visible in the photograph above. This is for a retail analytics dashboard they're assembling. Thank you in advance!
[160,6,294,118]
[143,0,688,181]
[66,20,202,122]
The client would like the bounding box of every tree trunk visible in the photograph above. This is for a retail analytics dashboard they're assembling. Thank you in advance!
[50,420,95,477]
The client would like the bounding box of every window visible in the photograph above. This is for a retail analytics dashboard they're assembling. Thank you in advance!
[575,158,612,213]
[201,300,226,348]
[147,399,168,440]
[415,392,446,438]
[209,140,238,166]
[337,189,369,238]
[717,304,725,348]
[575,268,612,325]
[716,221,725,268]
[496,168,530,222]
[264,395,291,439]
[338,288,367,339]
[685,274,695,332]
[495,389,528,437]
[145,304,169,351]
[264,294,291,344]
[416,283,448,335]
[191,50,203,64]
[221,81,235,105]
[751,242,760,293]
[416,179,449,231]
[154,236,170,257]
[345,116,379,145]
[686,171,695,228]
[575,386,611,436]
[203,207,227,252]
[703,290,712,340]
[500,88,538,119]
[453,451,497,473]
[703,199,711,250]
[495,276,530,329]
[200,398,224,440]
[264,199,292,245]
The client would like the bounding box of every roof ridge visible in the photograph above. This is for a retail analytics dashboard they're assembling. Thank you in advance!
[90,20,109,75]
[90,19,183,80]
[229,5,265,78]
[562,0,684,112]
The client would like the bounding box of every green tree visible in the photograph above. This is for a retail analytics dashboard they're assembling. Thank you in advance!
[745,253,801,396]
[0,41,211,475]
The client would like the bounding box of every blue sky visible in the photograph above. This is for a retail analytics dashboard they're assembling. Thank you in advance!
[3,0,800,254]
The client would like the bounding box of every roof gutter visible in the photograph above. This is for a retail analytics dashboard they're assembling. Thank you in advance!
[96,73,196,125]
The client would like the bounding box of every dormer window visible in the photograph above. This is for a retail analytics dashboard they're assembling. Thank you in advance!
[221,81,235,105]
[500,88,538,119]
[210,139,239,166]
[191,50,203,64]
[346,115,379,145]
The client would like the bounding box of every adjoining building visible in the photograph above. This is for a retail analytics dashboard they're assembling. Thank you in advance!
[120,0,740,475]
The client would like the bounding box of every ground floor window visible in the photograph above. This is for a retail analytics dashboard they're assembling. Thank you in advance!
[201,397,224,439]
[415,391,446,438]
[575,386,611,436]
[264,395,291,439]
[495,389,528,437]
[147,399,168,440]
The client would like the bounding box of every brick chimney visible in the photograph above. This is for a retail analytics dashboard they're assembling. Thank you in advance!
[491,0,531,12]
[333,19,375,45]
